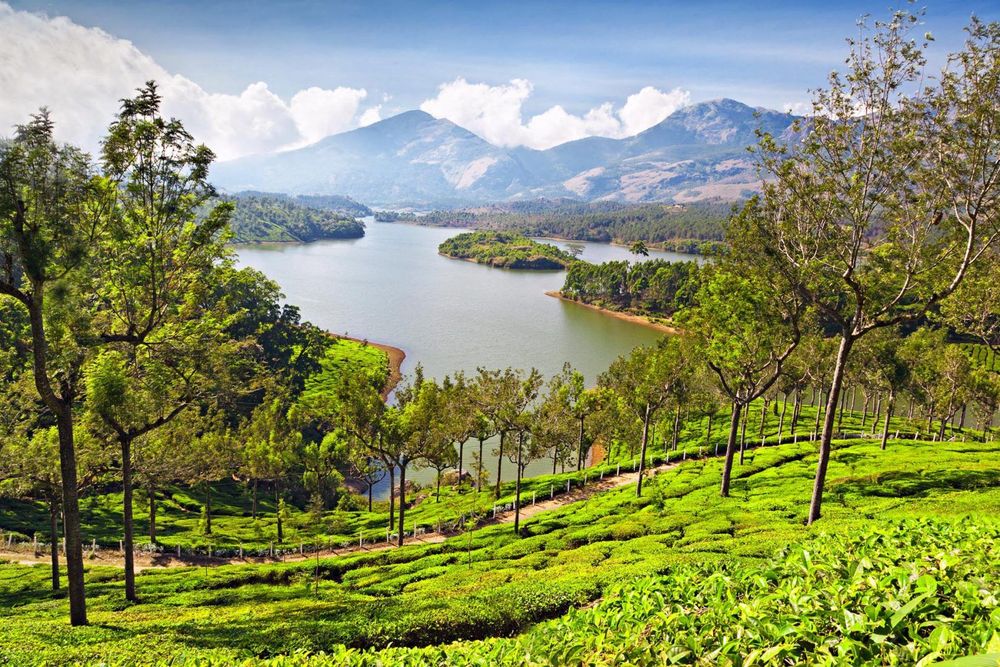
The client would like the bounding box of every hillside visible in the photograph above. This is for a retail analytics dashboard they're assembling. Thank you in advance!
[211,100,800,206]
[2,431,997,665]
[228,192,366,243]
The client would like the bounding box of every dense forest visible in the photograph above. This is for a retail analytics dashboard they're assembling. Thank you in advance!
[409,200,729,253]
[228,192,366,243]
[1,12,1000,666]
[561,259,702,317]
[438,230,577,269]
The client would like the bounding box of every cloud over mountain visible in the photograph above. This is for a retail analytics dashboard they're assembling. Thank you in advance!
[420,78,690,150]
[0,2,374,159]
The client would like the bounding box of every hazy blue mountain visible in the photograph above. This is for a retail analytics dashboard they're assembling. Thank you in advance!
[212,99,801,205]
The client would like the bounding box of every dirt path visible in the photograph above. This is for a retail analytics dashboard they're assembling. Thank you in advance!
[0,461,674,572]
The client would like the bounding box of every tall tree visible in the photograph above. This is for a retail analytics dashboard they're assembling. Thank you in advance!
[683,263,801,497]
[600,337,692,497]
[0,111,105,625]
[748,14,1000,523]
[90,81,234,602]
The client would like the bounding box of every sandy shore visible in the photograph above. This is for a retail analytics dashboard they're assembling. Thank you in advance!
[330,334,406,399]
[545,291,680,334]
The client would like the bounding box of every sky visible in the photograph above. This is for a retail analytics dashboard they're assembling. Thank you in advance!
[1,1,995,159]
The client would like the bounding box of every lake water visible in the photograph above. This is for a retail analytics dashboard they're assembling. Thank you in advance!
[234,220,698,495]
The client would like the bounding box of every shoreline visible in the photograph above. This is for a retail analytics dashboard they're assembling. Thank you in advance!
[545,291,680,334]
[329,333,406,399]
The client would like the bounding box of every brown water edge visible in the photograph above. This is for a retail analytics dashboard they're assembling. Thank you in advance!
[329,333,406,400]
[544,291,680,334]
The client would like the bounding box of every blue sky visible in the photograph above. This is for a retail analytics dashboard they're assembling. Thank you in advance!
[11,0,993,113]
[2,1,996,157]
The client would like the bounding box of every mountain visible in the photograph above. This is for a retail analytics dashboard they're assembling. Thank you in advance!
[212,100,801,206]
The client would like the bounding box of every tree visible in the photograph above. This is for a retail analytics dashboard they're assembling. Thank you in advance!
[239,396,300,542]
[748,14,1000,523]
[683,264,801,497]
[0,111,105,625]
[851,329,909,449]
[390,366,439,546]
[600,337,692,497]
[629,240,650,257]
[550,363,604,471]
[475,367,540,498]
[88,82,233,602]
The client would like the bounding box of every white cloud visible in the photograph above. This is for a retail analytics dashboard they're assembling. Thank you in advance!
[782,101,812,116]
[358,105,383,127]
[0,3,369,159]
[420,78,690,149]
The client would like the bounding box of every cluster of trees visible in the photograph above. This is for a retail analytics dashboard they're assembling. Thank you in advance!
[437,231,577,270]
[0,83,364,623]
[413,200,729,252]
[560,259,701,316]
[228,192,365,243]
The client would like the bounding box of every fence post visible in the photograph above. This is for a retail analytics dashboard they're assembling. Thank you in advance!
[239,544,244,559]
[532,491,536,505]
[119,539,123,554]
[616,463,621,476]
[566,479,571,493]
[177,544,181,558]
[33,534,38,556]
[550,484,554,499]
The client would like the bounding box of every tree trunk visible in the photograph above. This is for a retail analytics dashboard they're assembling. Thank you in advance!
[778,395,788,439]
[252,479,258,520]
[388,467,396,527]
[367,483,373,513]
[436,470,442,502]
[477,438,484,492]
[397,464,407,547]
[636,407,651,498]
[813,390,824,437]
[938,417,947,442]
[514,432,524,535]
[121,435,137,602]
[148,488,157,544]
[671,406,681,450]
[880,390,894,450]
[28,293,86,625]
[860,395,871,429]
[49,499,60,591]
[494,430,505,498]
[577,416,585,471]
[837,387,847,432]
[757,400,768,445]
[720,403,743,497]
[958,404,967,431]
[791,388,802,432]
[808,335,853,525]
[738,408,748,465]
[552,447,558,474]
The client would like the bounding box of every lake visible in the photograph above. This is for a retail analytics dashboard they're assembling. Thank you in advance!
[234,220,698,494]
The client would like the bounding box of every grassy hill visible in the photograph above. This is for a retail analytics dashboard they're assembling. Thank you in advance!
[2,429,997,665]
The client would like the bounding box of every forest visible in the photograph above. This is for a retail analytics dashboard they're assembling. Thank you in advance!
[227,192,366,243]
[1,12,999,667]
[437,230,577,269]
[407,200,728,253]
[560,258,702,318]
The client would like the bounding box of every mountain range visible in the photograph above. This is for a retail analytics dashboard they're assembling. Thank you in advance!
[212,99,802,207]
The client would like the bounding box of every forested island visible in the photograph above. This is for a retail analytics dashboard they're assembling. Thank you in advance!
[438,230,577,269]
[228,192,366,243]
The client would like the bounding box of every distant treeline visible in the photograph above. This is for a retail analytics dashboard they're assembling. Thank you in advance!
[561,259,702,317]
[400,200,731,253]
[228,192,366,243]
